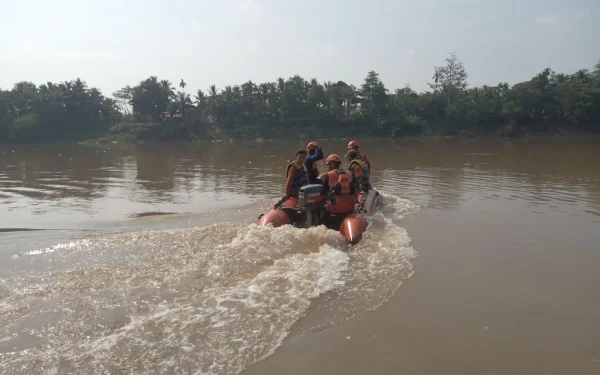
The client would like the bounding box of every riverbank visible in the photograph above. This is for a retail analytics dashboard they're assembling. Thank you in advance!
[2,114,599,146]
[69,121,600,146]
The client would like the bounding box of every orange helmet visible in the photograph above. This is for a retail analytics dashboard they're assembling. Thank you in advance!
[347,140,359,150]
[325,154,342,165]
[306,141,315,151]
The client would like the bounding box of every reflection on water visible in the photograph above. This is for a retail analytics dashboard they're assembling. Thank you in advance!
[372,137,600,216]
[1,137,600,230]
[0,143,288,229]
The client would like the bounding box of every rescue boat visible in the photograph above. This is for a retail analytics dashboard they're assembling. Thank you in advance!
[258,184,380,244]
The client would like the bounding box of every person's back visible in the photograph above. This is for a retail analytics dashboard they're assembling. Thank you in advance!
[319,154,357,217]
[346,149,371,193]
[305,141,324,184]
[347,140,371,172]
[324,169,356,214]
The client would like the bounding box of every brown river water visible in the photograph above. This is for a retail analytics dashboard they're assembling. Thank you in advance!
[1,138,599,375]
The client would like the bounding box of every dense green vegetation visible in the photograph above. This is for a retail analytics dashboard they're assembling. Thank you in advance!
[1,54,599,143]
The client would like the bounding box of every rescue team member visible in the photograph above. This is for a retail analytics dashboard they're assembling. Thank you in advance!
[346,149,371,198]
[317,154,357,229]
[347,140,371,172]
[283,149,309,200]
[305,140,323,184]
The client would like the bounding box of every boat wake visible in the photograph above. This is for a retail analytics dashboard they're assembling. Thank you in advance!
[0,192,419,375]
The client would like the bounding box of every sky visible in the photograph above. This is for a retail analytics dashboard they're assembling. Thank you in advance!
[1,0,599,96]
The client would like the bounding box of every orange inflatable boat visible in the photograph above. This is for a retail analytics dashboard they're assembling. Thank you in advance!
[258,184,380,244]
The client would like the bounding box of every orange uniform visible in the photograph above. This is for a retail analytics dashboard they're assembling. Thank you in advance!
[319,169,357,214]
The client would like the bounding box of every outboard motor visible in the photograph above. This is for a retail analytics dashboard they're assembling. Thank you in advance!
[296,184,326,228]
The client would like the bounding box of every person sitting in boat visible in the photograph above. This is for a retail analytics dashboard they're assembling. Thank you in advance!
[346,149,372,212]
[317,154,358,229]
[305,140,323,184]
[347,140,371,172]
[281,149,309,206]
[346,149,371,192]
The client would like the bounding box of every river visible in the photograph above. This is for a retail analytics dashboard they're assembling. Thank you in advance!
[1,137,599,374]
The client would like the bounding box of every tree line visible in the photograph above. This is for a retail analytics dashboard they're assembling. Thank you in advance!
[1,54,599,143]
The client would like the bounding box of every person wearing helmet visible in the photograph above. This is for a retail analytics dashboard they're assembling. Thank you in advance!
[305,140,323,184]
[284,149,309,200]
[346,140,371,172]
[346,149,371,193]
[317,154,358,229]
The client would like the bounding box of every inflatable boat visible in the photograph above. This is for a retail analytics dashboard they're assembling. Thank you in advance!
[258,184,380,244]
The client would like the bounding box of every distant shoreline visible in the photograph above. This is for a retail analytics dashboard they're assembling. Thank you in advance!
[76,129,600,146]
[1,128,598,146]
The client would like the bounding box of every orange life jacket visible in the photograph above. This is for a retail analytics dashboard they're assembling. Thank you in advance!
[325,169,356,213]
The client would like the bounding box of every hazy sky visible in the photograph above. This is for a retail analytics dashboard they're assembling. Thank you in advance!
[1,0,598,96]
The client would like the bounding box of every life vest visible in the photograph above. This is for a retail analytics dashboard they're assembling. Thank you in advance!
[325,169,356,213]
[357,152,371,172]
[307,161,319,184]
[286,160,309,192]
[349,159,370,182]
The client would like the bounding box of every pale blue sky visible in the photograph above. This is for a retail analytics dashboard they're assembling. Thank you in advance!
[1,0,598,96]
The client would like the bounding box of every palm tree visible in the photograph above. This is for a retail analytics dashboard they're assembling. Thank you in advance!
[207,84,220,122]
[323,81,338,115]
[208,84,218,97]
[222,86,234,123]
[175,91,193,117]
[573,69,590,83]
[194,89,207,120]
[258,83,270,120]
[232,85,241,99]
[160,80,176,100]
[276,78,286,119]
[339,84,357,115]
[72,78,88,95]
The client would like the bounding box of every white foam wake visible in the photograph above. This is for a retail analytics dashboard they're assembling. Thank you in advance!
[0,224,348,375]
[0,192,420,375]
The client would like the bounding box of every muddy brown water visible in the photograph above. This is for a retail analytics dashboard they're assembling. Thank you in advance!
[1,137,599,374]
